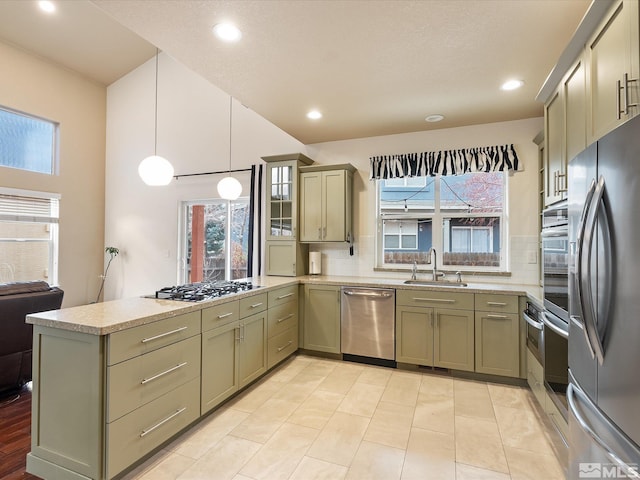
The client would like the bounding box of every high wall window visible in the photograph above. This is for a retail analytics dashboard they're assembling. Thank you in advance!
[0,106,58,175]
[0,189,60,284]
[181,199,250,282]
[377,172,505,270]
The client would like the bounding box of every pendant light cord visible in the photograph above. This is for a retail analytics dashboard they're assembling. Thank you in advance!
[229,95,233,173]
[154,48,159,156]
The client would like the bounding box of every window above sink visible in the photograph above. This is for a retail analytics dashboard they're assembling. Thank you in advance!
[376,172,506,273]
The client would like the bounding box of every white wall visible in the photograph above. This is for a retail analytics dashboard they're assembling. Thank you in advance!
[305,118,543,286]
[105,53,305,299]
[0,41,106,307]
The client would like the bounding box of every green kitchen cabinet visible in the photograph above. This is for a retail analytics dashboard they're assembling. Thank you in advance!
[299,164,355,242]
[303,284,341,353]
[586,0,640,143]
[201,320,240,414]
[396,290,474,372]
[433,308,475,372]
[265,240,308,277]
[262,153,314,276]
[474,294,520,378]
[238,310,268,387]
[396,305,434,366]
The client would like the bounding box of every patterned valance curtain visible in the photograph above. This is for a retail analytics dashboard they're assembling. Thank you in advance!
[369,144,520,180]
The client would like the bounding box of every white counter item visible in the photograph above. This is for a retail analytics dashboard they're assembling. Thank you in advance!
[309,252,321,275]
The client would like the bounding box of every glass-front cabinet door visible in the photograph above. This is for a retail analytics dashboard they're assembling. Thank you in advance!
[266,160,297,240]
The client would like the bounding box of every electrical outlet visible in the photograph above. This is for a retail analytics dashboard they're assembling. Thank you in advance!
[527,250,537,264]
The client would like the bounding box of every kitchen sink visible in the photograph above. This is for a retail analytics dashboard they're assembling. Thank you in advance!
[403,279,468,287]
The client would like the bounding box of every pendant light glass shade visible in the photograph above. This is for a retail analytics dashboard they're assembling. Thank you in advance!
[217,175,242,200]
[139,49,174,186]
[217,96,242,200]
[139,155,174,186]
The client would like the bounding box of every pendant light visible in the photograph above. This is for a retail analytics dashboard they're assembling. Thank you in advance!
[217,96,242,200]
[138,49,174,186]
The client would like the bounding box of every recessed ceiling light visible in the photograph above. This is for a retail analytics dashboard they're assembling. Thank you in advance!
[425,114,444,123]
[501,79,524,91]
[307,110,322,120]
[38,1,56,13]
[212,23,242,42]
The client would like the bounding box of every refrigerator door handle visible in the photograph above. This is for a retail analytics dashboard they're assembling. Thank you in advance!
[576,178,597,359]
[568,383,638,476]
[581,175,607,365]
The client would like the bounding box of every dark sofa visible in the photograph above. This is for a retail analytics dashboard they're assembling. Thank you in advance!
[0,281,64,395]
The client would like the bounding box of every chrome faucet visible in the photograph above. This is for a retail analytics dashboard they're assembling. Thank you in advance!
[427,247,445,281]
[411,261,418,280]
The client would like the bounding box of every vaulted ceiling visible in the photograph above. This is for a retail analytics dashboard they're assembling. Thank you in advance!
[0,0,591,144]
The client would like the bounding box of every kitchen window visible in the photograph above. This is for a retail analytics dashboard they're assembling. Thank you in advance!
[377,171,505,270]
[0,188,60,284]
[180,198,250,282]
[0,106,58,175]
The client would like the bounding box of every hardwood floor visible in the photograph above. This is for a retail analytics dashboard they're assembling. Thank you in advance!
[0,385,40,480]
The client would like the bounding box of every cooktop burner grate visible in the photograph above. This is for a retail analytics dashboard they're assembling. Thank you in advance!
[154,280,255,302]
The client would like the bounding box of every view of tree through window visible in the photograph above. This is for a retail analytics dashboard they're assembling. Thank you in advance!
[183,199,249,282]
[378,172,505,269]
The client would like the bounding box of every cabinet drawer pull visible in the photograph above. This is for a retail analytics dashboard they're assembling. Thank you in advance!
[217,312,234,319]
[277,292,294,300]
[277,340,293,352]
[413,297,455,304]
[250,302,263,308]
[141,362,188,384]
[140,407,186,438]
[141,326,188,343]
[486,301,507,307]
[487,314,508,319]
[277,313,294,323]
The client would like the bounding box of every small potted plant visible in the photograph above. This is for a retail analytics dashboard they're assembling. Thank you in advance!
[95,247,119,303]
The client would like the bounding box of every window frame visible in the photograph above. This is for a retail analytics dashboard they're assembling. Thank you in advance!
[0,105,59,175]
[0,187,60,284]
[178,197,250,283]
[376,172,508,272]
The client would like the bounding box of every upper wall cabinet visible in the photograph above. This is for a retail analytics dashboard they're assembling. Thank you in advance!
[543,55,587,207]
[544,89,566,207]
[299,164,355,243]
[539,0,639,206]
[262,153,314,276]
[264,154,313,241]
[587,0,640,143]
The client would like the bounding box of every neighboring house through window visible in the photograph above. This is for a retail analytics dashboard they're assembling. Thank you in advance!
[377,171,505,270]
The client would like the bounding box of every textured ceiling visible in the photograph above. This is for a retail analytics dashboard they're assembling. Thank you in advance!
[0,0,591,144]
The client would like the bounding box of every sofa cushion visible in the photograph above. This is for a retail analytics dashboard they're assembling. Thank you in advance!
[0,281,51,296]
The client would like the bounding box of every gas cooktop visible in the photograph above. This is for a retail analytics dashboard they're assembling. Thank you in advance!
[153,280,257,302]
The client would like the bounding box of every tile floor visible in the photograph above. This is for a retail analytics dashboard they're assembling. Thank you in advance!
[122,354,567,480]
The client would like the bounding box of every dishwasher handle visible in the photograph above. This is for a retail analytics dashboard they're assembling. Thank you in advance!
[342,289,394,299]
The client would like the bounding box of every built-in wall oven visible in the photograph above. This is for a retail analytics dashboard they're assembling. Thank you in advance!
[541,201,569,419]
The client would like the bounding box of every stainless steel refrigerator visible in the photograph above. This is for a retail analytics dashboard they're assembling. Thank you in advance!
[568,114,640,478]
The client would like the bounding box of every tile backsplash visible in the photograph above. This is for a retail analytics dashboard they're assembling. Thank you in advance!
[308,234,540,286]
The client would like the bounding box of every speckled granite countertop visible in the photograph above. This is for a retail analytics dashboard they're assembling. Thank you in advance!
[27,275,541,336]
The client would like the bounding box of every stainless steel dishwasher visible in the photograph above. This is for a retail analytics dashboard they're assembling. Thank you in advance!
[341,287,396,367]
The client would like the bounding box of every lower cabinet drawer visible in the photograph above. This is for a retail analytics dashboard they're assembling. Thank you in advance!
[267,327,298,369]
[267,301,297,338]
[107,335,201,422]
[108,311,201,366]
[106,377,200,479]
